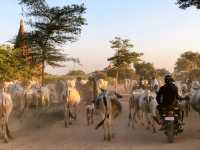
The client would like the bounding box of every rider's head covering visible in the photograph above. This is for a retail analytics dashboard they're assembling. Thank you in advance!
[164,74,174,84]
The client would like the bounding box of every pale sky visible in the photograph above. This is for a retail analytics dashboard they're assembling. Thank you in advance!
[0,0,200,75]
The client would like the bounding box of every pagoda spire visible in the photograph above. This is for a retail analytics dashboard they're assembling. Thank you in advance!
[19,18,25,35]
[15,18,26,49]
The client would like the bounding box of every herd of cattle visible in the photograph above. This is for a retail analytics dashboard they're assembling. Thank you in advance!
[0,78,200,142]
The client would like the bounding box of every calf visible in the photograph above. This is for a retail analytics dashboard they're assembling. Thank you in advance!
[86,102,95,125]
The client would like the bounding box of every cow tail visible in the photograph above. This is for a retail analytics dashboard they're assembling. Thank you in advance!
[95,117,106,130]
[1,94,4,118]
[95,96,108,130]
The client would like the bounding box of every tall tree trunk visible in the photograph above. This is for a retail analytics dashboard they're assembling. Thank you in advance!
[41,61,45,86]
[92,78,98,101]
[115,71,118,92]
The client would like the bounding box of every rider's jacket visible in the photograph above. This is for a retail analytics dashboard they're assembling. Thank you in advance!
[156,83,181,108]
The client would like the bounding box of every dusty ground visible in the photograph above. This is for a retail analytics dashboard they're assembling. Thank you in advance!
[1,89,200,150]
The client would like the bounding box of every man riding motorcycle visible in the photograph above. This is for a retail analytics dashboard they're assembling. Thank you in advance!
[156,74,184,131]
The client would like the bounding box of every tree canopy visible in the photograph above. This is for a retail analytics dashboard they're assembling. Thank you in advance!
[177,0,200,9]
[0,45,32,82]
[175,51,200,72]
[108,37,143,69]
[156,68,170,78]
[174,51,200,81]
[134,62,156,80]
[18,0,87,84]
[67,70,86,76]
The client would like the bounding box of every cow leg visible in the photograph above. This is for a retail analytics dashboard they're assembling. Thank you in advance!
[186,104,189,118]
[139,111,145,126]
[151,118,157,133]
[145,113,151,130]
[86,109,90,126]
[103,121,107,141]
[133,109,138,127]
[69,108,73,125]
[107,117,112,141]
[181,111,184,123]
[46,97,50,107]
[6,124,12,139]
[64,105,69,128]
[74,106,77,120]
[2,120,8,143]
[128,98,132,127]
[128,110,131,127]
[131,108,136,128]
[129,108,134,129]
[91,109,94,124]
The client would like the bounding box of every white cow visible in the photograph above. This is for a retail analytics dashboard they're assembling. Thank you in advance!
[4,82,24,110]
[125,79,138,92]
[150,78,160,92]
[129,89,158,133]
[39,86,50,107]
[190,89,200,115]
[23,87,41,112]
[0,91,13,143]
[55,80,67,103]
[95,90,122,141]
[64,80,81,127]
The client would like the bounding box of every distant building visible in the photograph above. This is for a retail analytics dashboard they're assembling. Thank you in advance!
[14,19,31,61]
[15,19,42,84]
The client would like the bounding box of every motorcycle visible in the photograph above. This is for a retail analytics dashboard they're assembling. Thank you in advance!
[161,107,183,143]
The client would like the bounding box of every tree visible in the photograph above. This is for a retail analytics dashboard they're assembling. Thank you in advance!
[177,0,200,9]
[67,70,86,76]
[174,51,200,72]
[19,0,87,85]
[107,67,137,80]
[0,45,32,82]
[189,69,200,81]
[134,62,156,80]
[156,68,170,78]
[107,37,142,91]
[108,37,142,69]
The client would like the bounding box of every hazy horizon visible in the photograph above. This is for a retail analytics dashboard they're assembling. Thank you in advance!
[1,0,200,75]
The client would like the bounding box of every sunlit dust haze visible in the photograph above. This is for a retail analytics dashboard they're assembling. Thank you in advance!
[1,0,200,75]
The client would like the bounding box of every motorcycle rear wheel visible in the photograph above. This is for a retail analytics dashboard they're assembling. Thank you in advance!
[166,122,175,143]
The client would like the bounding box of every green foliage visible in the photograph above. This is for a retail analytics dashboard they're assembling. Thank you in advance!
[175,51,200,72]
[189,69,200,81]
[156,68,170,78]
[177,0,200,9]
[67,70,86,76]
[107,68,137,80]
[19,0,87,84]
[134,62,156,80]
[174,51,200,81]
[92,71,108,80]
[0,45,32,82]
[108,37,143,69]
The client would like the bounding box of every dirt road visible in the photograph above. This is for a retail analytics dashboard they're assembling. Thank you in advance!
[1,96,200,150]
